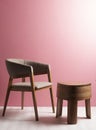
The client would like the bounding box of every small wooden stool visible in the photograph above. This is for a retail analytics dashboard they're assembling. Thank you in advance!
[56,82,91,124]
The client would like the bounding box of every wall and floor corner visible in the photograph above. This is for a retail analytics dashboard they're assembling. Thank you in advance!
[0,0,96,107]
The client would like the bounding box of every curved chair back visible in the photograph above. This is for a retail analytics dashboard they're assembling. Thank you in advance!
[6,59,32,78]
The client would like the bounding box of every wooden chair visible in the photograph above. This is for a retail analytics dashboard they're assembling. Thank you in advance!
[2,58,55,121]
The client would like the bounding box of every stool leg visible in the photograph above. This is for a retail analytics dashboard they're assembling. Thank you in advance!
[85,99,91,118]
[56,98,63,117]
[67,100,77,124]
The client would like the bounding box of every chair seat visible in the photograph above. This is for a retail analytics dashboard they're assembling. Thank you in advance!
[11,82,52,91]
[35,82,52,89]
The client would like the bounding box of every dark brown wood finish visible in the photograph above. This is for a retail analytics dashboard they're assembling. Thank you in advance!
[56,82,91,124]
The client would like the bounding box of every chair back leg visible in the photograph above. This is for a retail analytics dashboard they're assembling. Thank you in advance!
[49,87,55,113]
[21,91,24,110]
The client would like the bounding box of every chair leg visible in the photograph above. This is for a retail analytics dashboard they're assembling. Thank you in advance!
[49,87,55,113]
[21,91,24,110]
[2,88,10,116]
[85,99,91,118]
[31,91,39,121]
[21,78,25,110]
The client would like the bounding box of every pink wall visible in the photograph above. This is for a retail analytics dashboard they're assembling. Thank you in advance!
[0,0,96,106]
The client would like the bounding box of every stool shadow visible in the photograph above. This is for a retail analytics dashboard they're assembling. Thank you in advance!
[38,116,68,125]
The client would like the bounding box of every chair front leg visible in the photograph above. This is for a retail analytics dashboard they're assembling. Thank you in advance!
[31,90,39,121]
[2,88,10,116]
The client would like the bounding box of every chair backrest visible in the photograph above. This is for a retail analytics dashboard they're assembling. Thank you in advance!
[25,60,50,75]
[25,60,51,82]
[6,58,51,80]
[6,59,32,78]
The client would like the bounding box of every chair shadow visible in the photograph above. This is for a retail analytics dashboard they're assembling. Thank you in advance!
[0,108,90,125]
[0,108,68,125]
[0,107,23,120]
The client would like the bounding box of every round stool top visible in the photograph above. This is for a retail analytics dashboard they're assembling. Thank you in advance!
[58,82,91,87]
[57,82,91,100]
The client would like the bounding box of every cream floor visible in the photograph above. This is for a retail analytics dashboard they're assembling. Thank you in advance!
[0,107,96,130]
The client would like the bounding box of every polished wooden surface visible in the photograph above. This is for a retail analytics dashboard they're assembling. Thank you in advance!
[56,82,91,124]
[57,83,91,100]
[2,59,55,121]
